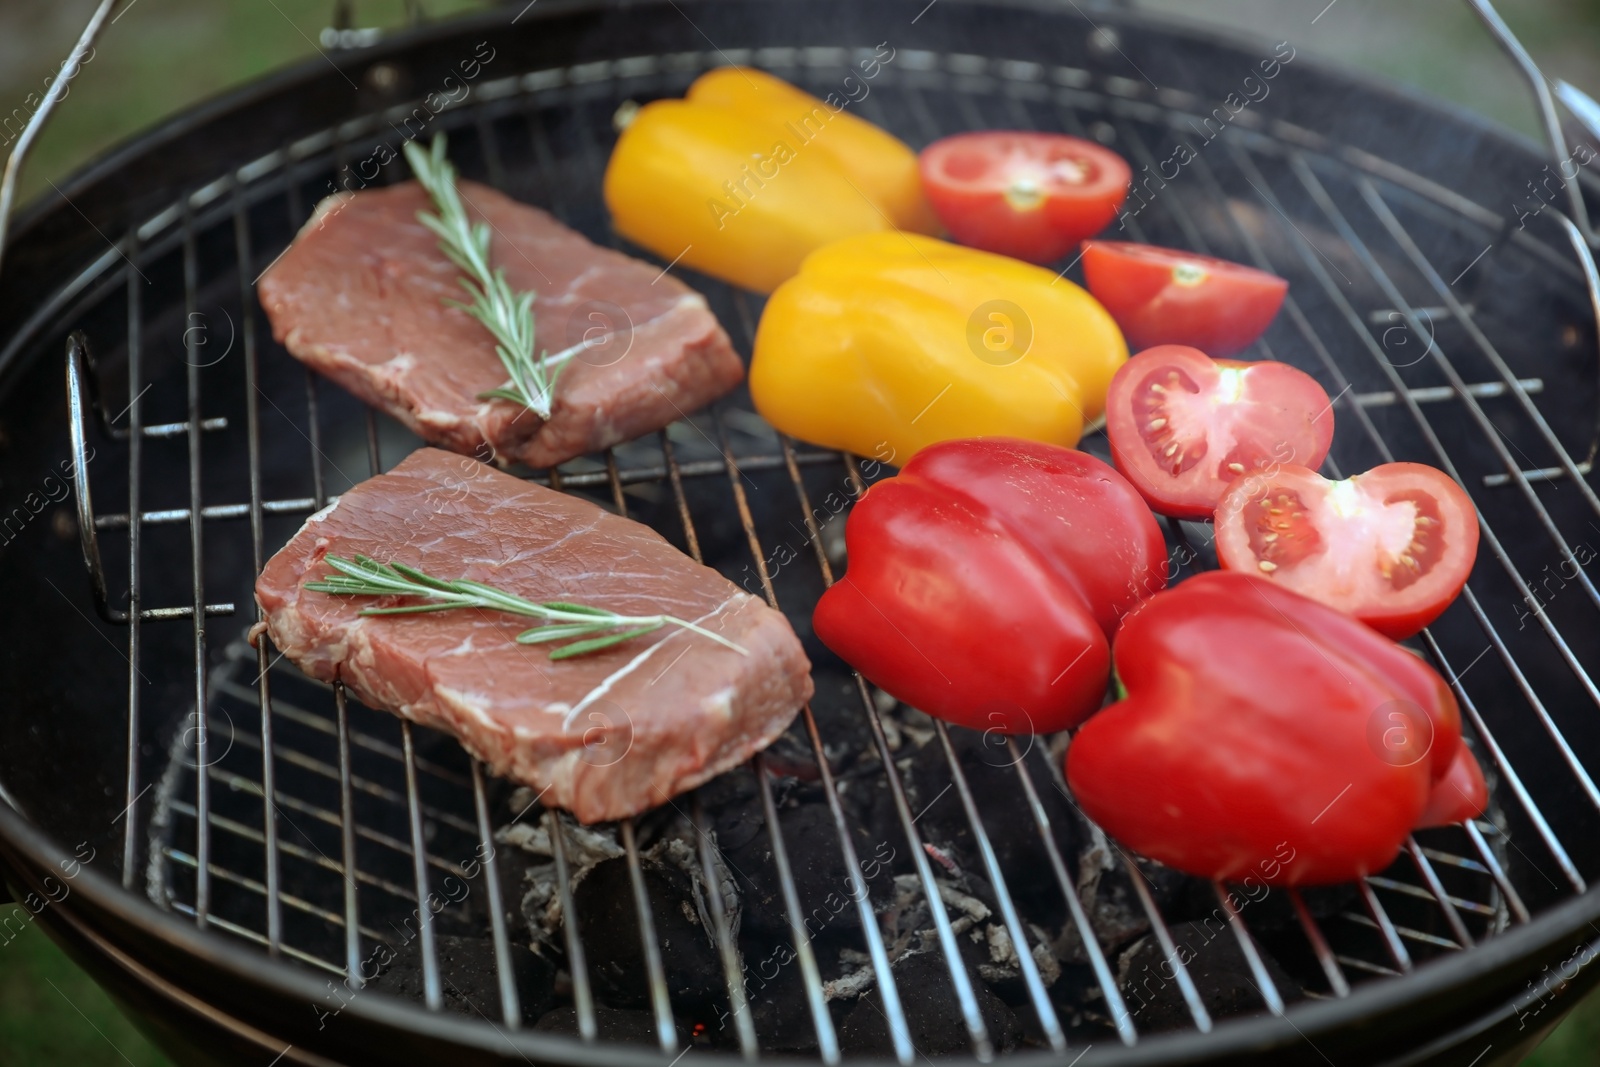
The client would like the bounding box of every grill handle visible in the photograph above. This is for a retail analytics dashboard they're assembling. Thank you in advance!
[65,332,125,625]
[0,0,121,281]
[1467,0,1597,247]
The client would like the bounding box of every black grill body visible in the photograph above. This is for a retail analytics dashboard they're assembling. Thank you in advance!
[2,3,1600,1066]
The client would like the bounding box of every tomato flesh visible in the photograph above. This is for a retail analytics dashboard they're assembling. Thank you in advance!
[1081,240,1289,356]
[1105,345,1334,519]
[919,132,1131,264]
[1215,462,1479,639]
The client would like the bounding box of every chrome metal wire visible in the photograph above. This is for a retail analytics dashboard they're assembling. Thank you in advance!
[39,32,1598,1064]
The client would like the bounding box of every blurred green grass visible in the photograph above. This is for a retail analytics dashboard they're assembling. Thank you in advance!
[0,0,485,206]
[5,905,1598,1066]
[1,913,169,1067]
[3,1,1600,1064]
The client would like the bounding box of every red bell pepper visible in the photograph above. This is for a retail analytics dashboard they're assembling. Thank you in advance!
[1066,571,1486,885]
[813,438,1168,735]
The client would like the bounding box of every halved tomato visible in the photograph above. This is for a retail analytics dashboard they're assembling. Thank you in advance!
[1081,241,1289,356]
[1214,462,1480,640]
[1105,345,1334,519]
[919,132,1131,264]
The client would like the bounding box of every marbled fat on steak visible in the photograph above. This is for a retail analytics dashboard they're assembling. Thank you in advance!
[254,448,813,822]
[257,181,743,469]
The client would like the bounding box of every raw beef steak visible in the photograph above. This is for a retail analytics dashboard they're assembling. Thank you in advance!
[257,181,742,468]
[254,448,812,822]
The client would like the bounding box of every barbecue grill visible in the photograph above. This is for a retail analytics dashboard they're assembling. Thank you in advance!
[3,1,1600,1064]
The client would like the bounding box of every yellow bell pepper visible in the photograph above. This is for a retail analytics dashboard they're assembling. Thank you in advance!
[750,232,1128,463]
[603,65,938,293]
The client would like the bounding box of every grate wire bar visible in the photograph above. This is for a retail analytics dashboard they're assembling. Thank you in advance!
[24,17,1600,1067]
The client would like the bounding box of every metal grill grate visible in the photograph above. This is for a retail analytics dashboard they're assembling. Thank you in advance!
[42,36,1600,1063]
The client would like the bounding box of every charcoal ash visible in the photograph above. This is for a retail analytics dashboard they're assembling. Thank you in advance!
[1052,815,1189,964]
[721,799,897,940]
[1165,875,1358,934]
[825,945,880,1001]
[500,797,746,1020]
[717,849,1062,1049]
[878,873,985,963]
[827,766,912,884]
[976,915,1066,1000]
[368,933,556,1023]
[837,950,1025,1055]
[498,808,624,958]
[571,855,729,1011]
[699,765,767,850]
[534,1004,689,1045]
[492,693,1327,1049]
[722,864,870,1046]
[875,694,938,753]
[1044,961,1131,1039]
[877,873,1062,995]
[1116,920,1303,1030]
[886,723,1188,966]
[741,953,825,1052]
[501,792,626,870]
[725,927,854,1052]
[757,729,823,782]
[706,710,1155,1031]
[751,682,929,791]
[885,726,1080,909]
[646,831,743,936]
[739,865,1065,1026]
[801,665,882,771]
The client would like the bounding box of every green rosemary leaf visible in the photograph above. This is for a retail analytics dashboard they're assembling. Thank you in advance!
[325,554,378,577]
[306,556,744,661]
[547,622,666,660]
[540,601,614,617]
[303,580,362,595]
[514,623,603,644]
[450,578,533,604]
[387,560,458,592]
[357,603,464,616]
[402,134,565,419]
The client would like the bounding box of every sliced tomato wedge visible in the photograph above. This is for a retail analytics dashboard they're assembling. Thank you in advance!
[919,132,1130,264]
[1214,462,1480,640]
[1104,345,1334,519]
[1081,240,1289,356]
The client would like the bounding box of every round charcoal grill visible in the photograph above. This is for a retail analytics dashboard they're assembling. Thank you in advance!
[4,1,1600,1064]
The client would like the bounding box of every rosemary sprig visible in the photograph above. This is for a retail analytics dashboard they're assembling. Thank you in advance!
[402,134,583,419]
[304,554,748,661]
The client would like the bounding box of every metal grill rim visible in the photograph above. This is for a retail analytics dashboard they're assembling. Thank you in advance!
[20,24,1600,1067]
